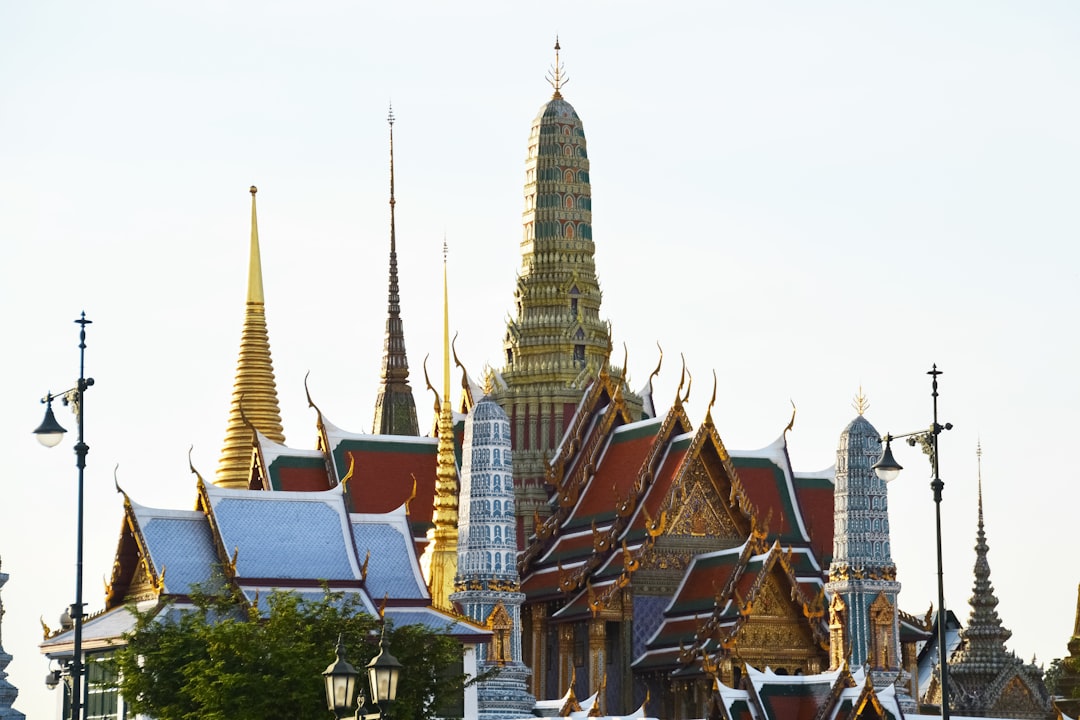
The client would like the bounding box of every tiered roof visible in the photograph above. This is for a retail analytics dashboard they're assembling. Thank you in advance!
[518,369,835,677]
[45,474,486,663]
[247,403,446,556]
[634,541,827,674]
[712,665,905,720]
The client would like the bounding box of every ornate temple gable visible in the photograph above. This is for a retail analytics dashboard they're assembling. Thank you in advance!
[696,544,829,674]
[847,678,893,720]
[105,497,159,610]
[653,418,757,546]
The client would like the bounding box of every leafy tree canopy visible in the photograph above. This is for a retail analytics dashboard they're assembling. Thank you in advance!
[114,588,466,720]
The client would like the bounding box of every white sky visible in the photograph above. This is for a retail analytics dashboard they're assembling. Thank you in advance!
[3,2,1079,717]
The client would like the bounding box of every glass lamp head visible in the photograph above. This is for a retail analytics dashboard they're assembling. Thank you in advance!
[33,401,67,448]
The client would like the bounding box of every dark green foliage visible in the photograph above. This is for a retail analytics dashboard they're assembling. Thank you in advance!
[113,588,466,720]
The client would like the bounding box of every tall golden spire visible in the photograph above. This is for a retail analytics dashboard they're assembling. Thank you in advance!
[428,239,458,609]
[215,186,285,488]
[372,105,420,435]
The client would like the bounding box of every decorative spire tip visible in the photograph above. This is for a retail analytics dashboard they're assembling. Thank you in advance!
[853,385,869,416]
[250,185,257,195]
[388,103,395,126]
[546,36,568,97]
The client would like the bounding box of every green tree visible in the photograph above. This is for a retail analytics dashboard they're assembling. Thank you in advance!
[114,588,467,720]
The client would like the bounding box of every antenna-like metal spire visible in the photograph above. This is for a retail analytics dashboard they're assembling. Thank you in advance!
[546,36,569,98]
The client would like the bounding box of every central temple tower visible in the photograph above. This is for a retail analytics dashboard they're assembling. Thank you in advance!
[493,41,637,540]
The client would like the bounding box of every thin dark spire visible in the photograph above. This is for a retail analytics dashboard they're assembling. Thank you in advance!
[372,104,419,436]
[949,442,1012,675]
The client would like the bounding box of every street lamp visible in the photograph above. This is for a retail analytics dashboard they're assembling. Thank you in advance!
[872,364,953,719]
[323,635,361,719]
[366,631,402,715]
[323,631,402,720]
[33,312,94,720]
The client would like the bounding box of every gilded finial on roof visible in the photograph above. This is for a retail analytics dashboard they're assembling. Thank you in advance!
[341,452,356,491]
[784,400,796,437]
[706,369,717,420]
[546,36,568,98]
[853,386,869,416]
[422,354,440,413]
[405,474,417,515]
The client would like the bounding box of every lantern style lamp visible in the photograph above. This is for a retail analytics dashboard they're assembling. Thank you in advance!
[367,634,402,711]
[323,635,361,719]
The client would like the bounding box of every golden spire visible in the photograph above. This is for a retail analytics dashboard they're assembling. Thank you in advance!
[546,36,568,99]
[853,386,869,416]
[428,238,458,609]
[215,186,285,488]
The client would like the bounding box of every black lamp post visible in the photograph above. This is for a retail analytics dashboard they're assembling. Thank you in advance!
[324,631,402,720]
[872,364,953,719]
[32,312,94,720]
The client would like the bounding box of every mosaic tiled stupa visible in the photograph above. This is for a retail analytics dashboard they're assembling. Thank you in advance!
[824,403,902,670]
[492,40,640,540]
[450,392,534,718]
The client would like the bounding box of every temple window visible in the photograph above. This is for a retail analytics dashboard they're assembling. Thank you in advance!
[565,169,574,183]
[574,344,585,367]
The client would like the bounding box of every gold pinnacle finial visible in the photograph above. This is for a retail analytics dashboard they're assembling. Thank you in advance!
[853,386,869,416]
[247,185,264,305]
[387,102,395,126]
[546,36,568,98]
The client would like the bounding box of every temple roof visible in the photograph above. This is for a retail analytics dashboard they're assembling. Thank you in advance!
[635,542,827,674]
[712,665,905,720]
[79,475,488,657]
